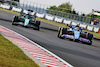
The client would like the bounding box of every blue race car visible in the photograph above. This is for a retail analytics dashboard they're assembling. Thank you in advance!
[57,25,93,45]
[12,10,41,30]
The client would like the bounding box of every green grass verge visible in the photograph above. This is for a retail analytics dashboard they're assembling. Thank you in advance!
[0,8,100,38]
[0,34,39,67]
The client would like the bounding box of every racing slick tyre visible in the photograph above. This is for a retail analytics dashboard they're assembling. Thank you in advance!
[36,20,41,26]
[57,27,63,38]
[57,27,62,37]
[88,41,92,45]
[62,28,68,34]
[57,27,68,39]
[80,32,93,45]
[80,32,93,40]
[35,20,41,30]
[87,33,93,45]
[80,33,86,38]
[12,16,18,25]
[87,33,93,40]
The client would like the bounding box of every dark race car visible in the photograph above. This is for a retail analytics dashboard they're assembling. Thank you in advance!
[57,25,93,45]
[12,10,41,30]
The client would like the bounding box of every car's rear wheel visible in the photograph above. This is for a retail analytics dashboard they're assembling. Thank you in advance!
[80,32,93,45]
[80,33,86,38]
[80,32,93,40]
[87,33,93,40]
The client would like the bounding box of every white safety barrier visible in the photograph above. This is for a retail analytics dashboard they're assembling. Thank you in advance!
[79,23,87,29]
[36,13,45,18]
[45,14,54,21]
[12,7,22,12]
[71,21,77,26]
[54,16,63,23]
[93,26,99,33]
[87,25,94,31]
[63,19,71,25]
[23,10,36,15]
[23,9,28,14]
[30,11,35,16]
[0,4,10,9]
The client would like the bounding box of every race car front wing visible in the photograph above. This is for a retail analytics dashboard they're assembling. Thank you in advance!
[62,34,91,43]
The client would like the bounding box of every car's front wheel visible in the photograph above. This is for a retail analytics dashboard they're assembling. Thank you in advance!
[36,20,41,30]
[12,16,18,25]
[57,27,62,38]
[57,27,65,39]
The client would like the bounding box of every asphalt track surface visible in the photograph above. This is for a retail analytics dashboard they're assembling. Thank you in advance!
[0,10,100,67]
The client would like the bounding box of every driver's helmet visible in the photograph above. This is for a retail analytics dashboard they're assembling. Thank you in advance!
[74,23,80,30]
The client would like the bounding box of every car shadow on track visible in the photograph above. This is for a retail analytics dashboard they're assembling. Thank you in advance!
[0,18,12,22]
[40,27,58,32]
